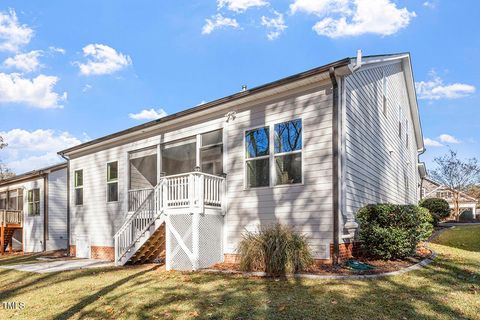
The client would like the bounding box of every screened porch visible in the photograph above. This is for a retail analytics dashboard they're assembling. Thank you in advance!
[127,129,224,212]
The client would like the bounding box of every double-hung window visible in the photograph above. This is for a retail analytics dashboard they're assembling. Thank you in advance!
[245,119,303,188]
[245,127,270,188]
[274,119,302,185]
[74,169,83,206]
[107,162,118,202]
[28,188,40,215]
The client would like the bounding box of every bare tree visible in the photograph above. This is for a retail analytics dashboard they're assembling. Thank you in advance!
[430,149,480,220]
[0,136,14,181]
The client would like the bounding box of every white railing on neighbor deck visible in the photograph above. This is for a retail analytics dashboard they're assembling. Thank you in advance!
[116,171,226,264]
[0,210,23,227]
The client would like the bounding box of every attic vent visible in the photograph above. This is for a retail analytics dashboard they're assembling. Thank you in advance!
[241,85,247,92]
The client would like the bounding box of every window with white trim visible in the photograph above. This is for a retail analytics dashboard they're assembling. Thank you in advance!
[274,119,302,185]
[107,162,118,202]
[245,126,270,188]
[245,119,302,188]
[74,169,83,205]
[28,188,40,215]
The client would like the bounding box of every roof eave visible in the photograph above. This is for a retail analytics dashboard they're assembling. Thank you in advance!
[58,58,351,157]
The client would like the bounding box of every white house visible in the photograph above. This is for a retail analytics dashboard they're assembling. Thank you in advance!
[0,163,68,253]
[422,177,478,220]
[58,52,426,270]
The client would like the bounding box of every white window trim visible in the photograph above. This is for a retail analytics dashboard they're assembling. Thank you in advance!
[243,118,304,190]
[106,161,119,203]
[27,188,40,215]
[74,169,84,206]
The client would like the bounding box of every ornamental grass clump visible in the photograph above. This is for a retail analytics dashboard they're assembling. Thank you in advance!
[237,224,313,276]
[357,204,433,260]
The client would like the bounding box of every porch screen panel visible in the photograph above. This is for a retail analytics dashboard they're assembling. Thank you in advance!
[8,190,18,210]
[129,147,158,190]
[200,129,223,175]
[0,192,6,209]
[161,137,196,175]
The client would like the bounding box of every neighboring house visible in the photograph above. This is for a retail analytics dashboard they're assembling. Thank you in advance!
[58,52,425,270]
[0,163,68,253]
[422,177,478,219]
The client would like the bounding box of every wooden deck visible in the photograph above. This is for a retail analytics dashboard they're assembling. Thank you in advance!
[0,209,23,254]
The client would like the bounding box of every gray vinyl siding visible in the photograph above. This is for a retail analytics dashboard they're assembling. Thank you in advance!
[68,80,334,259]
[46,168,68,250]
[343,62,419,221]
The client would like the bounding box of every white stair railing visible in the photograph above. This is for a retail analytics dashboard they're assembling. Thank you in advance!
[114,179,165,264]
[115,171,226,266]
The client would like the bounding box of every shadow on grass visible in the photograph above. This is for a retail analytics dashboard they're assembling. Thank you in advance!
[52,265,161,320]
[1,247,477,319]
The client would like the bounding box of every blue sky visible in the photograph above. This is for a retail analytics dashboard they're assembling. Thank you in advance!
[0,0,478,173]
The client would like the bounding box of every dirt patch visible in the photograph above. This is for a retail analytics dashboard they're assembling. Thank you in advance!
[210,245,433,276]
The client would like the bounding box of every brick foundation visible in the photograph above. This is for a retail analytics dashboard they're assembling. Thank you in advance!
[69,245,76,257]
[330,242,361,261]
[68,245,114,261]
[91,246,114,261]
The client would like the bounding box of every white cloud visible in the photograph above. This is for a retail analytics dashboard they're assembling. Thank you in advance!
[424,138,443,147]
[0,72,67,108]
[82,84,92,93]
[439,134,460,144]
[261,11,287,40]
[129,108,168,120]
[202,14,240,35]
[0,129,86,173]
[48,46,66,54]
[416,72,476,100]
[423,1,436,9]
[217,0,268,12]
[290,0,415,38]
[76,44,132,76]
[290,0,350,16]
[0,9,33,52]
[3,50,43,72]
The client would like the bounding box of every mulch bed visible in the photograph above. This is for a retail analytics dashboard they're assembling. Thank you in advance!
[210,245,433,276]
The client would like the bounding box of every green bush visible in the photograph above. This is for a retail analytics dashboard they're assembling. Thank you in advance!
[237,224,313,275]
[357,204,433,260]
[419,198,451,225]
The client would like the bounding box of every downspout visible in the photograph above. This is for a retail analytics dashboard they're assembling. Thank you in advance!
[329,67,340,266]
[60,153,70,256]
[43,173,48,252]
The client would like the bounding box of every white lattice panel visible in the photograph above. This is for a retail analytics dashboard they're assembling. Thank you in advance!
[167,213,224,271]
[169,214,193,270]
[199,214,223,268]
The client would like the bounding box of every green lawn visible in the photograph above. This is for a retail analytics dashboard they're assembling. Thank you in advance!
[0,226,479,320]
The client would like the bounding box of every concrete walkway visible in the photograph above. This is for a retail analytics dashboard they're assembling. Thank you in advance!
[0,259,114,273]
[439,222,480,227]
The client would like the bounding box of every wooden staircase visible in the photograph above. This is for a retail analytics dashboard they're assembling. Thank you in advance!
[0,210,23,254]
[1,227,16,253]
[129,224,166,264]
